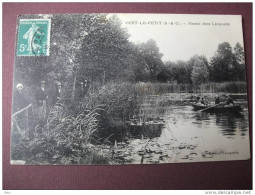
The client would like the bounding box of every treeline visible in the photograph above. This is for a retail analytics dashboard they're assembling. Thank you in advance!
[12,14,247,164]
[162,42,246,86]
[15,14,246,91]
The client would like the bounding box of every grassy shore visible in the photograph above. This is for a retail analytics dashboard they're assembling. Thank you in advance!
[200,82,247,93]
[11,81,247,164]
[136,81,247,94]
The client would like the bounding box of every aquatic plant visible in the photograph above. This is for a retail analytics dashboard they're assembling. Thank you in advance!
[200,81,247,93]
[11,104,109,164]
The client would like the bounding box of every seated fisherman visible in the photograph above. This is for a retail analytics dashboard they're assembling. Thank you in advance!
[215,96,220,105]
[195,96,200,103]
[200,97,206,105]
[226,95,234,105]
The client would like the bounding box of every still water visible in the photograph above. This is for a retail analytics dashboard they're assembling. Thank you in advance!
[111,96,250,164]
[156,105,250,163]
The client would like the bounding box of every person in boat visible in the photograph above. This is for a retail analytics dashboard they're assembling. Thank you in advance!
[195,95,206,105]
[195,96,200,103]
[215,96,220,105]
[200,96,206,105]
[226,95,234,105]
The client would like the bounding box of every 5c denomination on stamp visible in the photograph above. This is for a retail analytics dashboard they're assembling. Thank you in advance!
[17,18,51,56]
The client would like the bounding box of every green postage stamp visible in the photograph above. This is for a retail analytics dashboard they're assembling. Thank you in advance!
[16,19,51,56]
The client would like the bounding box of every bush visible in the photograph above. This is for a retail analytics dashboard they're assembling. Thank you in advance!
[78,82,194,143]
[79,82,143,143]
[134,82,192,94]
[200,82,247,93]
[11,104,109,165]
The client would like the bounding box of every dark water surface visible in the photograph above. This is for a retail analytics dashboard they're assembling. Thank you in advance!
[156,105,250,162]
[109,94,250,164]
[161,105,249,141]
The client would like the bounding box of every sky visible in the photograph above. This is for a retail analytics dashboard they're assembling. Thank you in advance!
[114,14,244,62]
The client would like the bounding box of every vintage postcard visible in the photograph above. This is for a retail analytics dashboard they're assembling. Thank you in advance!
[11,14,250,165]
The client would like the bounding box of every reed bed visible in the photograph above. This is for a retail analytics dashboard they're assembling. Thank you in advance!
[11,81,247,164]
[11,103,108,164]
[200,82,247,93]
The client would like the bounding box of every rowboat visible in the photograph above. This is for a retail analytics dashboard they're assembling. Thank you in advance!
[191,103,243,113]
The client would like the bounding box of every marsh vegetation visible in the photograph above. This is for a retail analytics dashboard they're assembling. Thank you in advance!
[11,14,248,164]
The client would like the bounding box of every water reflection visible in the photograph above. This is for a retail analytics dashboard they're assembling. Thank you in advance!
[109,100,249,164]
[192,109,248,138]
[130,123,164,139]
[129,105,248,142]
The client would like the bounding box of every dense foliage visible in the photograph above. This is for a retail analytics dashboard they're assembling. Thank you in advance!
[11,14,248,164]
[15,14,246,92]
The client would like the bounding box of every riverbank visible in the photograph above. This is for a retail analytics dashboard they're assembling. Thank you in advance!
[11,81,248,165]
[134,81,247,94]
[87,106,249,164]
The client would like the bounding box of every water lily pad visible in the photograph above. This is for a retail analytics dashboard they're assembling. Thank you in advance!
[178,145,186,149]
[189,152,198,156]
[187,145,197,150]
[138,151,145,156]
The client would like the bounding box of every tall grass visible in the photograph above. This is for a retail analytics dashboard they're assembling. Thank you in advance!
[76,81,247,143]
[134,82,193,95]
[77,82,190,143]
[79,82,143,143]
[200,82,247,93]
[11,81,247,164]
[133,81,247,94]
[11,103,109,164]
[84,81,246,98]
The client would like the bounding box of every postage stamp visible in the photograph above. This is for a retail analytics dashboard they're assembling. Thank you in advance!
[16,19,51,56]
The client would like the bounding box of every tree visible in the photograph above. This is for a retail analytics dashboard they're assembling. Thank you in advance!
[137,39,165,82]
[191,58,209,87]
[165,60,192,84]
[188,55,211,80]
[122,43,150,82]
[233,42,246,81]
[15,14,98,100]
[79,14,132,84]
[210,42,234,82]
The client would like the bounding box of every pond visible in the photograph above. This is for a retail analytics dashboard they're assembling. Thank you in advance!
[106,93,250,164]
